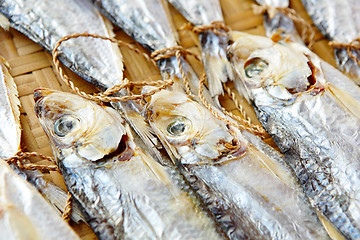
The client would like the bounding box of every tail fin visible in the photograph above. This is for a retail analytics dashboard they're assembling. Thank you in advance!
[200,31,234,98]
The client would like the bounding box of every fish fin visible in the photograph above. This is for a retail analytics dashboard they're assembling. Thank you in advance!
[113,101,165,165]
[1,57,22,154]
[233,74,252,104]
[247,145,295,187]
[0,13,10,31]
[102,16,124,81]
[200,32,234,98]
[316,210,346,240]
[40,182,86,224]
[160,0,179,43]
[326,83,360,120]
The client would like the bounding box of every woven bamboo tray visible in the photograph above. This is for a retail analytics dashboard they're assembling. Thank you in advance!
[0,0,336,239]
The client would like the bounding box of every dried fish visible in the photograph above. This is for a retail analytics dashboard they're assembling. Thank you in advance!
[301,0,360,84]
[144,89,330,240]
[0,0,166,166]
[0,159,80,240]
[0,56,20,160]
[91,0,214,104]
[0,56,84,223]
[254,0,303,43]
[34,88,224,240]
[0,0,123,90]
[166,0,234,100]
[228,31,360,239]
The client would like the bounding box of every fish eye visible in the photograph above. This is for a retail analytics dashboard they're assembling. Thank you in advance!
[166,117,191,136]
[244,58,268,78]
[54,115,79,137]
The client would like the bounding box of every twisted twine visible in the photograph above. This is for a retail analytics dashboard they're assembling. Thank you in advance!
[199,73,266,136]
[329,38,360,66]
[151,46,201,97]
[52,33,174,103]
[181,20,231,37]
[62,192,72,222]
[4,151,59,172]
[253,4,315,49]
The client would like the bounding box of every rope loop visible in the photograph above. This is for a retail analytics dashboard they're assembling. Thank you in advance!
[199,73,266,137]
[52,33,173,103]
[329,38,360,66]
[253,4,315,49]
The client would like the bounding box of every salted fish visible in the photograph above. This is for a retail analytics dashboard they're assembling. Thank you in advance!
[0,0,167,165]
[34,88,224,240]
[254,0,303,44]
[0,0,123,90]
[91,0,214,104]
[0,159,80,240]
[0,56,20,159]
[228,31,360,239]
[0,56,84,223]
[301,0,360,84]
[166,0,234,99]
[144,89,330,240]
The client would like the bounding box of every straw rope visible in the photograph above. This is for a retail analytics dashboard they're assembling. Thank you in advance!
[199,73,266,136]
[223,84,254,127]
[253,4,315,49]
[151,46,201,97]
[4,151,59,173]
[181,21,231,37]
[52,33,174,103]
[329,38,360,66]
[62,192,72,223]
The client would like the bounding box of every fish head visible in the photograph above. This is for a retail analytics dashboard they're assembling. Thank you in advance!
[144,90,247,165]
[34,88,127,162]
[228,32,325,106]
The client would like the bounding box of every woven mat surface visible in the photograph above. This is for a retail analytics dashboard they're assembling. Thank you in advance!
[0,0,336,239]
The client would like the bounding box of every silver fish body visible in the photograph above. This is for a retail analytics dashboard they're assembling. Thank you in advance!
[144,89,330,240]
[0,0,123,90]
[92,0,177,51]
[167,0,234,98]
[301,0,360,84]
[0,159,80,240]
[34,89,223,240]
[229,31,360,239]
[0,56,20,159]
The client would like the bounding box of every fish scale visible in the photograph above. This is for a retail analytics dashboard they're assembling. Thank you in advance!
[0,0,124,90]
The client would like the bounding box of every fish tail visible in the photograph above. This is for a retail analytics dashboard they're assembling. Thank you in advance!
[199,31,234,98]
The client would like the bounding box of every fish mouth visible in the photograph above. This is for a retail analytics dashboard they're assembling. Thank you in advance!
[94,133,134,164]
[292,55,324,95]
